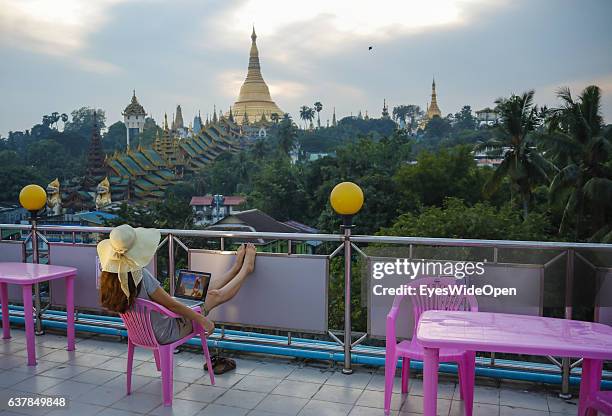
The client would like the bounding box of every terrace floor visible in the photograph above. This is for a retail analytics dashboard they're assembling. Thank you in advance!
[0,328,582,416]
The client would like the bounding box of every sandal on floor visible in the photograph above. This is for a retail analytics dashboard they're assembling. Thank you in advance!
[204,356,237,375]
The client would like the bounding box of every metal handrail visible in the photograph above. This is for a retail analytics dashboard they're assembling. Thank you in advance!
[4,223,612,250]
[0,224,343,242]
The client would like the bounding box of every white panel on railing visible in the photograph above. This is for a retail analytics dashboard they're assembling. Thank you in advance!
[367,257,544,339]
[48,243,156,312]
[189,249,329,333]
[595,269,612,325]
[0,241,26,302]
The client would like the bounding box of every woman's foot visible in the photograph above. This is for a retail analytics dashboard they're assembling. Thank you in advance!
[231,244,246,273]
[243,243,256,274]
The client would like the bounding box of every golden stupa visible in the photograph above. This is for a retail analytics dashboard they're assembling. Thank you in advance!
[231,27,283,124]
[425,77,442,119]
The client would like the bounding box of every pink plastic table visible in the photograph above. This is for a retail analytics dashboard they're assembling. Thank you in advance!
[416,310,612,416]
[0,262,77,366]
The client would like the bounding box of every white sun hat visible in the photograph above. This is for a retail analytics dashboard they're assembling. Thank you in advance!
[97,224,161,298]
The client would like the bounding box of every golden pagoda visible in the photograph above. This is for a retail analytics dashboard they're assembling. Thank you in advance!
[425,77,442,119]
[231,27,283,124]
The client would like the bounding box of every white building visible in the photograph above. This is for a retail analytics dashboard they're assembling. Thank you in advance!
[122,90,146,148]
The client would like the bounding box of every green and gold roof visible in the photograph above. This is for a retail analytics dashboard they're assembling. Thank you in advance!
[106,120,243,201]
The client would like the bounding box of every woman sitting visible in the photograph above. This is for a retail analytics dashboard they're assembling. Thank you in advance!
[98,224,256,373]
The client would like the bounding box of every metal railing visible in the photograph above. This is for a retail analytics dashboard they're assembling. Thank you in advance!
[2,222,612,397]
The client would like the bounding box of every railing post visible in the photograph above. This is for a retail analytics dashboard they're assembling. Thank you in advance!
[168,234,176,296]
[31,219,44,335]
[342,225,353,374]
[560,249,574,399]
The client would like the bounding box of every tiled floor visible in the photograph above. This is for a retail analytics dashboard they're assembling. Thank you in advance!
[0,328,583,415]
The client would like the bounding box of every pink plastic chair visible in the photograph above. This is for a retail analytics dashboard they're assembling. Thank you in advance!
[583,391,612,415]
[119,298,215,406]
[580,359,612,415]
[384,277,478,416]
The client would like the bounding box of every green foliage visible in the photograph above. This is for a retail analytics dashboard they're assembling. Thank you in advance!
[475,90,553,217]
[64,107,106,138]
[380,198,553,241]
[103,121,126,152]
[297,117,397,153]
[394,145,492,210]
[424,116,452,139]
[249,158,308,221]
[543,85,612,241]
[453,105,478,131]
[0,166,46,203]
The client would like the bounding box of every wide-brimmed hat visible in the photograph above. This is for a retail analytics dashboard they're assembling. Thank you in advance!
[97,224,160,298]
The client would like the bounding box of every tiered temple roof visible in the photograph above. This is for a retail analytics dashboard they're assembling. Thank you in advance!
[122,91,146,116]
[83,111,106,188]
[105,116,243,202]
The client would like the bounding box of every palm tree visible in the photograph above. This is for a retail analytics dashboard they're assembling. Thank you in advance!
[278,114,297,154]
[475,90,552,217]
[314,102,323,128]
[544,85,612,241]
[299,105,311,129]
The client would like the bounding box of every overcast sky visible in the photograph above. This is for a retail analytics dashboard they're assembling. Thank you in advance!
[1,0,611,136]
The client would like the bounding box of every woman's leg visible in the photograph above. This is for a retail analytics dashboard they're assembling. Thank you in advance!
[203,244,256,312]
[207,244,246,291]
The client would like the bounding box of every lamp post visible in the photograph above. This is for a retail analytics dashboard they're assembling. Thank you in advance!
[19,184,48,335]
[330,182,364,374]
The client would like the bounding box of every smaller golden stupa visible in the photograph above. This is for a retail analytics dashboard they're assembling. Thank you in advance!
[425,77,442,119]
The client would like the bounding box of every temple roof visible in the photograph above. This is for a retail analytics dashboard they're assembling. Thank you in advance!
[123,90,146,116]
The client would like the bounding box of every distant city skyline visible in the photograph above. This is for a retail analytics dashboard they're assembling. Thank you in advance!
[1,0,611,136]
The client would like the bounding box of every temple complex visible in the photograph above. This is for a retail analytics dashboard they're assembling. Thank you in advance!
[231,27,284,124]
[47,27,280,212]
[425,77,442,119]
[105,115,242,201]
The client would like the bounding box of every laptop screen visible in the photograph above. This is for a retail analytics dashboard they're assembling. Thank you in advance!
[175,270,211,301]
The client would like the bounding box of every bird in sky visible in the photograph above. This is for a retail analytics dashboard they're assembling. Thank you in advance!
[368,46,373,50]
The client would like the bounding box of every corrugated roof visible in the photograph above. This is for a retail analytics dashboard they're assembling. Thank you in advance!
[215,209,295,233]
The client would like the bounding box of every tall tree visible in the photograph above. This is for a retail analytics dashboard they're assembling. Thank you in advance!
[314,102,323,128]
[475,90,552,217]
[277,114,298,155]
[405,105,423,132]
[545,85,612,241]
[299,106,311,129]
[453,105,477,130]
[392,105,410,128]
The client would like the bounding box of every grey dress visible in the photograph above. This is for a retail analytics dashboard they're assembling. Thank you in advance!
[137,269,192,344]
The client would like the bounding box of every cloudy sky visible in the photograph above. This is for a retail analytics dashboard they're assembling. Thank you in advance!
[1,0,611,136]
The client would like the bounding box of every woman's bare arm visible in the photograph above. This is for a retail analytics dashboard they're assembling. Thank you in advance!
[149,287,214,333]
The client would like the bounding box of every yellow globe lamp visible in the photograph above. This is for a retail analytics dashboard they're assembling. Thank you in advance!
[19,184,47,214]
[330,182,364,216]
[330,182,364,228]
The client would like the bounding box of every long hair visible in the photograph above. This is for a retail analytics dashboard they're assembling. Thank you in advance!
[99,271,141,313]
